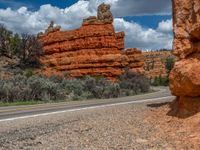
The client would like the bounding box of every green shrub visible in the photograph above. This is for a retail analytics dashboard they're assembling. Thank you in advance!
[152,76,159,86]
[165,57,175,74]
[102,83,120,98]
[0,75,66,102]
[83,76,120,99]
[119,71,150,95]
[10,33,21,55]
[27,76,63,101]
[24,69,34,77]
[0,73,151,103]
[152,75,169,86]
[0,75,30,102]
[60,79,87,100]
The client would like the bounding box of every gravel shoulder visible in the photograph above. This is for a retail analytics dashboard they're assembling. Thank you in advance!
[0,96,200,150]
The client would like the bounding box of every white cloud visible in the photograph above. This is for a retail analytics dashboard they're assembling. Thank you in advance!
[0,1,94,34]
[114,18,172,50]
[17,7,27,14]
[157,19,172,33]
[0,0,173,50]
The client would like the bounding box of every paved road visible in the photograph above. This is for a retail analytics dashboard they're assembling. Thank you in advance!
[0,87,175,122]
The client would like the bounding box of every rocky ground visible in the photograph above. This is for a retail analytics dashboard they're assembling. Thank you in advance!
[0,101,200,150]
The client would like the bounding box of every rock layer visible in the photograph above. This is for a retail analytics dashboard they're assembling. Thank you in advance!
[170,0,200,115]
[39,23,125,79]
[143,51,172,79]
[38,3,144,79]
[124,48,145,74]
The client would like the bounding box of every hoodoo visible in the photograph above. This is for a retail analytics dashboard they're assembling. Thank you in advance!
[170,0,200,116]
[38,3,144,80]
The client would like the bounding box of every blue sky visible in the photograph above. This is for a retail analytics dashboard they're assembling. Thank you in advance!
[0,0,78,9]
[124,15,172,29]
[0,0,173,50]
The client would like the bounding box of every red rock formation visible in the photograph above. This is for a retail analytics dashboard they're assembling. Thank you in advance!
[143,51,173,79]
[39,23,125,79]
[124,48,145,74]
[170,0,200,115]
[38,3,144,80]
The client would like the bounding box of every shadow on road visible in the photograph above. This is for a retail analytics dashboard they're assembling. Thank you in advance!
[147,102,170,108]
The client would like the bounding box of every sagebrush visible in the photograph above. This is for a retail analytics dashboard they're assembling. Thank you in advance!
[0,71,150,103]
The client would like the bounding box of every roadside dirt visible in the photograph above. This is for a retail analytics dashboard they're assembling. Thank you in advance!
[0,101,199,150]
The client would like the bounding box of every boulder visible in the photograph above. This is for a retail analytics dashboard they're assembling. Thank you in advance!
[97,3,113,23]
[170,56,200,97]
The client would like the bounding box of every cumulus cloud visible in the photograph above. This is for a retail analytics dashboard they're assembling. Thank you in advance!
[157,19,172,33]
[0,1,95,34]
[0,0,172,50]
[114,18,172,50]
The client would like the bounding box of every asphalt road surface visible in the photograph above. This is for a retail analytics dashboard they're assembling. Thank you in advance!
[1,87,190,150]
[0,87,174,122]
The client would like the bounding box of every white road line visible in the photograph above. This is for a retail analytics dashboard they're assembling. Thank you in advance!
[0,96,175,123]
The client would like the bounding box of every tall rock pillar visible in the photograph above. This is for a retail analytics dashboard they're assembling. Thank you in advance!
[170,0,200,116]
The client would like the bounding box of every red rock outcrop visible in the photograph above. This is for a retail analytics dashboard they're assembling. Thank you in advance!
[143,51,173,79]
[170,0,200,115]
[39,23,125,79]
[124,48,145,74]
[38,3,144,80]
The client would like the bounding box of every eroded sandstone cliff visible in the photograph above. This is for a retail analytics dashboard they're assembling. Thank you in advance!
[170,0,200,116]
[143,51,172,79]
[38,3,144,80]
[124,48,145,74]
